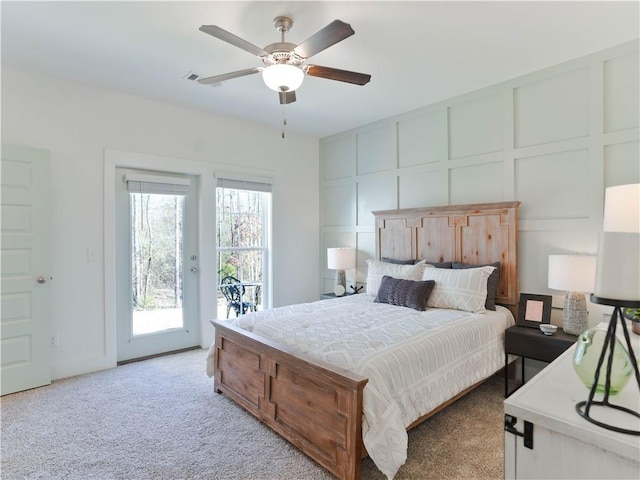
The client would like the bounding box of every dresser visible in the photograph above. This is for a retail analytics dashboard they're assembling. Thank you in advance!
[504,323,640,479]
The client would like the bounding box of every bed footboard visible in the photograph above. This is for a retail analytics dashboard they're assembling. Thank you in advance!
[211,320,368,480]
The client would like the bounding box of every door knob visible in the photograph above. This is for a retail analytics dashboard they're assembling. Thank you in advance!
[36,275,47,284]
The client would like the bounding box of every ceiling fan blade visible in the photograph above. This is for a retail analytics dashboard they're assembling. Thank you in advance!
[198,68,261,85]
[199,25,268,57]
[279,91,297,104]
[305,65,371,86]
[293,20,354,59]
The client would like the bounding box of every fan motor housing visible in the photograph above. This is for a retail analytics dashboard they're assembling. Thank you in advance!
[262,43,304,66]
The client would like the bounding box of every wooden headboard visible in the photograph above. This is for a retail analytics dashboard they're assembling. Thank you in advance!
[373,201,520,309]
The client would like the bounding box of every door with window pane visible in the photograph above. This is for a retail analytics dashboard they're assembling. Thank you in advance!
[115,169,199,362]
[216,179,271,319]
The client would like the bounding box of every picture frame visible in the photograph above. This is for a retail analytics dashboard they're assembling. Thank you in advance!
[517,293,552,328]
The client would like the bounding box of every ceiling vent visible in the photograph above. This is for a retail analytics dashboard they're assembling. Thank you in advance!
[183,71,200,81]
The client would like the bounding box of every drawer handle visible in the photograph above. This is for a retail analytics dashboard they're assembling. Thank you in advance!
[504,414,534,449]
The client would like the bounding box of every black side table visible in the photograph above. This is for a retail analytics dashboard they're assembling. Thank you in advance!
[504,325,577,397]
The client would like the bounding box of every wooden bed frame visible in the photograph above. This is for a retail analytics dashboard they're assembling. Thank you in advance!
[211,201,520,479]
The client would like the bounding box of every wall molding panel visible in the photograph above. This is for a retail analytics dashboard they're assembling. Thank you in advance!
[320,40,639,314]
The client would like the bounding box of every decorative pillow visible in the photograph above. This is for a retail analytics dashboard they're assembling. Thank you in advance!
[423,261,453,269]
[381,257,415,265]
[452,262,500,310]
[365,259,429,296]
[383,257,452,268]
[374,276,436,311]
[421,265,496,313]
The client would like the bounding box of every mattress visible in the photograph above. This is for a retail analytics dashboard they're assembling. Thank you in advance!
[207,294,514,479]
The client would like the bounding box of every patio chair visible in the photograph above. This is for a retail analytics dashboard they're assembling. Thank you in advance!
[219,275,255,318]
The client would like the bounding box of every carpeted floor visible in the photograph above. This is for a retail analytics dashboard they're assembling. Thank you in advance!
[1,349,504,479]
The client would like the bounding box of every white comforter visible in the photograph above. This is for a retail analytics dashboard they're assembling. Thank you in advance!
[206,295,514,479]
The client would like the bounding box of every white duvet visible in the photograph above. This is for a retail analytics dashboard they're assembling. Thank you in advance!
[206,295,514,479]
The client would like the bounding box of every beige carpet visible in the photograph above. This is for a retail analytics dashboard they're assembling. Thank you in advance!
[1,349,504,479]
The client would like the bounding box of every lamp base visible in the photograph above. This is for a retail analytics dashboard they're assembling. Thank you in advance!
[562,291,588,335]
[334,269,346,296]
[576,296,640,435]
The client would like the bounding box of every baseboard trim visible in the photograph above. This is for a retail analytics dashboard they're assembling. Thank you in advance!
[117,345,201,366]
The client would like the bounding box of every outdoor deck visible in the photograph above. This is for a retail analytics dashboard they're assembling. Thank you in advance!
[132,297,259,335]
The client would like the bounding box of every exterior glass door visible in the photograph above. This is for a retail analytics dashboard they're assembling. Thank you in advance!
[115,169,199,362]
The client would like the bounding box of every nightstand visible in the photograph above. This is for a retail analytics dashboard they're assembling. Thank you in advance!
[504,325,577,397]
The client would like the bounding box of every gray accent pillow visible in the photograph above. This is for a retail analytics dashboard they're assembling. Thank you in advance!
[423,261,452,268]
[452,262,500,310]
[374,275,436,311]
[382,257,452,268]
[382,257,415,265]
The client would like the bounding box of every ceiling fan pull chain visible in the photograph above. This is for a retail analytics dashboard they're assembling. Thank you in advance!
[281,105,287,139]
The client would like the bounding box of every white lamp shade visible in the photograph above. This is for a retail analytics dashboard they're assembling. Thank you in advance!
[603,183,640,233]
[262,64,304,92]
[327,247,355,270]
[548,255,597,292]
[595,184,640,301]
[594,232,640,301]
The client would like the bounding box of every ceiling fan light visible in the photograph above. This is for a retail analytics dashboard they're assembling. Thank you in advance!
[262,64,304,92]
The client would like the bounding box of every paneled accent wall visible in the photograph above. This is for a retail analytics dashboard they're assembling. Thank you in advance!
[320,40,639,317]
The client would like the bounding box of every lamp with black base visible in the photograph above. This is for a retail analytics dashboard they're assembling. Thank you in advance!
[576,296,640,435]
[575,184,640,435]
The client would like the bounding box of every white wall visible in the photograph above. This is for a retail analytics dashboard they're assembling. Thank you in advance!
[1,67,320,380]
[319,40,639,328]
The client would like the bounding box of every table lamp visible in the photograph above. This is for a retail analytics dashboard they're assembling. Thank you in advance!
[577,183,640,435]
[548,254,596,335]
[327,247,355,297]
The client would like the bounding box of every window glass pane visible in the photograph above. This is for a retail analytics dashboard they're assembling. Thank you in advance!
[241,250,263,283]
[217,250,263,283]
[130,192,184,334]
[217,188,263,248]
[218,251,241,280]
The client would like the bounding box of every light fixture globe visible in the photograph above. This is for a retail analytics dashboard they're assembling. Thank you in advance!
[262,64,304,92]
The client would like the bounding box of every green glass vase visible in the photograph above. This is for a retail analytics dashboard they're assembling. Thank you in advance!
[573,327,635,395]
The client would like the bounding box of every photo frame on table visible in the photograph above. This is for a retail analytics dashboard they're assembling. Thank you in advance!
[517,293,552,328]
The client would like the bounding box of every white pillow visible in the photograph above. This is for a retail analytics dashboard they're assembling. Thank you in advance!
[421,265,496,313]
[365,259,428,296]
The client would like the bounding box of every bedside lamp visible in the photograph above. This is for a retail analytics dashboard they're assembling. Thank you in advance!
[577,183,640,435]
[327,247,355,297]
[548,254,596,335]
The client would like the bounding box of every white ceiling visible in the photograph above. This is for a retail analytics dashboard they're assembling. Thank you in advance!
[2,1,639,137]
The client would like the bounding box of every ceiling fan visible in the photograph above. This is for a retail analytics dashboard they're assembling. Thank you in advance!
[197,16,371,104]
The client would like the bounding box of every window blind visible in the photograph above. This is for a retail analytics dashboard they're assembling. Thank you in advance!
[216,177,272,193]
[124,173,191,196]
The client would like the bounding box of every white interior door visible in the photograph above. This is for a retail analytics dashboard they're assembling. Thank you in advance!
[1,145,52,395]
[115,168,199,362]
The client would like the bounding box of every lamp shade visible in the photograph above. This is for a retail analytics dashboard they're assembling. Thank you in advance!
[548,255,596,292]
[594,183,640,301]
[603,183,640,233]
[594,232,640,301]
[262,64,304,92]
[327,247,355,270]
